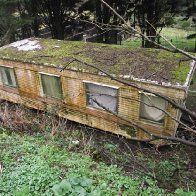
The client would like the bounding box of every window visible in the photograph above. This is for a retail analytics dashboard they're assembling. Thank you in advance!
[0,66,17,87]
[139,93,166,124]
[85,82,118,113]
[40,73,63,99]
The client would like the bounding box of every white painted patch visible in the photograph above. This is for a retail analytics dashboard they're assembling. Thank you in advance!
[39,72,60,77]
[83,80,119,89]
[4,39,41,51]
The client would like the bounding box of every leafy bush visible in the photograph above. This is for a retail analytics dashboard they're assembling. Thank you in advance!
[0,132,165,196]
[52,177,101,196]
[174,189,196,196]
[156,160,176,179]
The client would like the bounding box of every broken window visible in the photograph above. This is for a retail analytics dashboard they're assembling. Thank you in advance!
[40,73,63,99]
[0,66,17,87]
[85,82,118,113]
[140,93,166,124]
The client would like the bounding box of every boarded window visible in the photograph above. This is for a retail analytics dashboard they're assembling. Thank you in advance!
[85,83,118,113]
[140,94,166,124]
[0,66,17,87]
[40,74,63,99]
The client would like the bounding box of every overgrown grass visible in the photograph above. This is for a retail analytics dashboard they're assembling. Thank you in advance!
[123,27,196,52]
[0,131,165,196]
[0,102,195,195]
[160,28,195,38]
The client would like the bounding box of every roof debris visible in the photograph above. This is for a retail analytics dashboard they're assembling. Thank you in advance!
[3,39,41,51]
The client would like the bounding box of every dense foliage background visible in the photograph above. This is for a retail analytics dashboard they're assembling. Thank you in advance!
[0,0,195,49]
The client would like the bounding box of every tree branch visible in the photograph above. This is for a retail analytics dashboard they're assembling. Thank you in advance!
[92,99,196,147]
[99,0,196,61]
[72,57,196,119]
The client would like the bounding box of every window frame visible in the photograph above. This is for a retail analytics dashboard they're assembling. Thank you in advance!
[84,81,119,114]
[139,92,167,126]
[0,65,17,88]
[39,72,64,100]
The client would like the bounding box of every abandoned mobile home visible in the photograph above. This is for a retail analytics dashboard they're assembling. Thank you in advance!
[0,38,195,143]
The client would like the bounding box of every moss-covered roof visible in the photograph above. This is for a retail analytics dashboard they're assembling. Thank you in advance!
[0,38,194,86]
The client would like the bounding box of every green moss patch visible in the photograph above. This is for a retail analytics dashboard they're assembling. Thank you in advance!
[172,62,191,82]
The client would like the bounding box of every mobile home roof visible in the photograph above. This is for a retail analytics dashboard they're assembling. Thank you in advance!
[0,38,195,88]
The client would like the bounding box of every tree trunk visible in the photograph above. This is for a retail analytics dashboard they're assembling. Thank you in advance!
[32,17,39,37]
[96,0,104,43]
[144,0,156,48]
[51,1,64,40]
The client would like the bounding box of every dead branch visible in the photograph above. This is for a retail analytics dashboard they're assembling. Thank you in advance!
[138,97,196,134]
[145,19,196,59]
[92,99,196,147]
[85,89,195,134]
[95,143,159,181]
[99,0,196,61]
[72,57,196,120]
